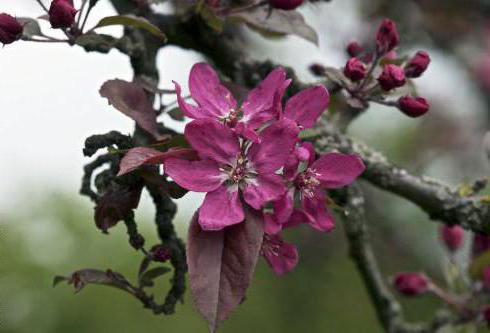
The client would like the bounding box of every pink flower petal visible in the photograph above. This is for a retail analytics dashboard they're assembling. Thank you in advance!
[273,190,294,224]
[164,158,224,192]
[262,234,299,275]
[172,81,204,119]
[301,142,316,166]
[198,185,244,230]
[284,85,329,128]
[234,121,260,143]
[189,63,236,118]
[264,213,283,235]
[302,192,335,232]
[242,68,289,128]
[284,209,308,229]
[185,119,240,165]
[248,119,300,173]
[311,153,365,188]
[243,174,286,209]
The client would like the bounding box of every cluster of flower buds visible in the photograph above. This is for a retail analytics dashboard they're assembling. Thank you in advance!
[49,0,78,29]
[329,19,431,118]
[162,63,365,275]
[0,13,23,45]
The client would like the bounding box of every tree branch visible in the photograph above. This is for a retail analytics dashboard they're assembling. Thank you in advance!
[313,126,490,234]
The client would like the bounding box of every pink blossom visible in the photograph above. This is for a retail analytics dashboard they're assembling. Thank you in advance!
[261,234,299,275]
[165,118,299,230]
[174,63,329,134]
[173,63,290,138]
[264,142,365,234]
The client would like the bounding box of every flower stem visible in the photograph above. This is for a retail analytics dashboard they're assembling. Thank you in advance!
[34,0,49,13]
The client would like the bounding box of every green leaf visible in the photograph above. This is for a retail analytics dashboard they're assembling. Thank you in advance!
[200,5,224,33]
[229,7,318,45]
[167,107,185,121]
[468,250,490,280]
[139,266,171,288]
[93,15,167,41]
[17,18,42,38]
[75,33,118,53]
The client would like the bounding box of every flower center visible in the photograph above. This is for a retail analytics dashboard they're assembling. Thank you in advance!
[229,154,248,183]
[221,108,240,126]
[295,168,320,198]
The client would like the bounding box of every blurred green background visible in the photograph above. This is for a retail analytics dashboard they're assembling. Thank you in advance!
[1,192,443,333]
[2,0,490,332]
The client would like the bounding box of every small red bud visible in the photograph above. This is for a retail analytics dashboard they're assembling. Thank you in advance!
[346,41,363,57]
[49,0,78,29]
[473,233,490,257]
[0,13,23,45]
[344,57,367,82]
[398,96,429,117]
[377,64,406,91]
[440,225,464,252]
[151,245,172,262]
[482,266,490,290]
[405,51,431,78]
[483,305,490,325]
[376,19,399,54]
[393,272,429,296]
[269,0,304,10]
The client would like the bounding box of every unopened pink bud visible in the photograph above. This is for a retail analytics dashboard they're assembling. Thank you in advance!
[440,225,464,252]
[398,96,429,117]
[269,0,304,10]
[344,57,367,82]
[0,13,23,45]
[346,41,363,57]
[482,266,490,290]
[378,64,406,91]
[393,272,429,296]
[405,51,431,78]
[376,19,399,54]
[49,0,78,29]
[151,245,172,262]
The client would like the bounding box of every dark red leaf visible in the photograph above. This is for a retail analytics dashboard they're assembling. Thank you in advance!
[187,207,264,332]
[118,147,196,176]
[99,79,160,139]
[94,183,143,233]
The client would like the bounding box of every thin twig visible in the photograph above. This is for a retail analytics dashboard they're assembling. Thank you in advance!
[34,0,49,13]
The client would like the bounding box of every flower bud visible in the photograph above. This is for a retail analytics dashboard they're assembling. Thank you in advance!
[346,41,363,57]
[483,305,490,325]
[49,0,78,29]
[398,96,429,117]
[376,19,399,54]
[269,0,304,10]
[344,57,367,82]
[405,51,431,78]
[473,233,490,257]
[0,13,23,45]
[393,272,429,296]
[440,225,464,252]
[482,266,490,290]
[150,245,172,262]
[377,64,406,91]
